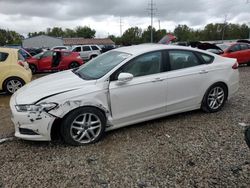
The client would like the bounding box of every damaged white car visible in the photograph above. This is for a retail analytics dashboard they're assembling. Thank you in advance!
[10,44,239,146]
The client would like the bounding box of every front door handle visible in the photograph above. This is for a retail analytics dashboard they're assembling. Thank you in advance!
[199,70,208,74]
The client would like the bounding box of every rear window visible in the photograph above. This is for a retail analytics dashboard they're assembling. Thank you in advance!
[199,53,214,64]
[0,52,9,61]
[18,51,25,61]
[91,46,99,50]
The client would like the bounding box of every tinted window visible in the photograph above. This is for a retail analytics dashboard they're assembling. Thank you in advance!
[169,50,201,71]
[91,46,99,50]
[230,44,241,52]
[240,44,248,50]
[0,52,9,61]
[83,46,91,51]
[119,51,162,77]
[73,47,81,52]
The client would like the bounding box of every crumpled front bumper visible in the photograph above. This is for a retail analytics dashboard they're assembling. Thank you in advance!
[9,94,56,141]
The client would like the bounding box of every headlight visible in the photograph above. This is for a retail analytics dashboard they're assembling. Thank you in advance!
[15,103,58,112]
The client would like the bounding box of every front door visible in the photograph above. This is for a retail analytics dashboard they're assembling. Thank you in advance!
[38,51,53,70]
[109,51,167,125]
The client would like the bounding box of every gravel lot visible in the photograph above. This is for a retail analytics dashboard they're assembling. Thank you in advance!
[0,68,250,187]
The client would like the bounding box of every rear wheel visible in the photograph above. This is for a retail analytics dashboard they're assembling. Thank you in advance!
[3,77,25,94]
[29,64,37,73]
[201,83,227,113]
[68,62,80,69]
[60,107,106,146]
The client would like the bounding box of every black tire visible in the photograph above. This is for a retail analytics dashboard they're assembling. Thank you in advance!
[68,61,80,69]
[29,64,37,74]
[90,55,97,59]
[60,107,106,146]
[245,127,250,148]
[201,83,228,113]
[3,77,25,94]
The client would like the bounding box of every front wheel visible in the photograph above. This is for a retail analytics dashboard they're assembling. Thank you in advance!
[201,83,227,113]
[60,107,106,146]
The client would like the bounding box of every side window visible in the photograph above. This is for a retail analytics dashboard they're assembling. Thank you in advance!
[42,51,53,58]
[198,53,214,64]
[18,51,25,61]
[248,44,250,49]
[72,47,81,52]
[240,44,248,50]
[0,52,9,62]
[83,46,91,51]
[169,50,201,71]
[91,46,99,50]
[119,51,162,78]
[230,44,241,52]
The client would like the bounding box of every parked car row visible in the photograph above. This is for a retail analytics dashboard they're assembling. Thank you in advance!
[179,40,250,66]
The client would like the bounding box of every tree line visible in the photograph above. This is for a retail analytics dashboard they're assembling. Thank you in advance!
[0,23,249,46]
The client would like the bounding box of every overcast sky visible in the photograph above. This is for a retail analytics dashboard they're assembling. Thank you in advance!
[0,0,250,38]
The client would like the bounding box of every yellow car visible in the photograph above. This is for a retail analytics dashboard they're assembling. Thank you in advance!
[0,47,32,94]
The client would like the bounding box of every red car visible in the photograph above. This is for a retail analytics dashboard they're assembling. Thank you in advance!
[27,50,84,73]
[218,42,250,65]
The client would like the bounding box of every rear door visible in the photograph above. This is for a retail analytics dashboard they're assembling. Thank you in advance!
[239,44,250,63]
[166,50,212,113]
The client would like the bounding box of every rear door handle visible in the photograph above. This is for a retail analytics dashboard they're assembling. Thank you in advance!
[152,78,165,82]
[199,70,208,74]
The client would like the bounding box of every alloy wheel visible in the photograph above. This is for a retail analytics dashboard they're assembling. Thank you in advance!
[207,86,225,110]
[70,113,102,144]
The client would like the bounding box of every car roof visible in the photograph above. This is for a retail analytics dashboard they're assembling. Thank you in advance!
[0,47,19,53]
[114,44,210,56]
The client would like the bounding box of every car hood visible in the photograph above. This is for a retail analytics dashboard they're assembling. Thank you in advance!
[15,70,96,104]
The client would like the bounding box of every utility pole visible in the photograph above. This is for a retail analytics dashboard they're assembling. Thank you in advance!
[158,20,161,31]
[221,15,228,41]
[147,0,156,43]
[120,17,123,37]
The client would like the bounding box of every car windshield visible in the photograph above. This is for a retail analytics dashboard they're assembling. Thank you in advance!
[75,51,131,80]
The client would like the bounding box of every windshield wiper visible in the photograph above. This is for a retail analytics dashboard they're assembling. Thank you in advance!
[72,70,93,80]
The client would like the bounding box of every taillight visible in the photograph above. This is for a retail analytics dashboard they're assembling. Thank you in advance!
[18,61,25,67]
[232,62,238,69]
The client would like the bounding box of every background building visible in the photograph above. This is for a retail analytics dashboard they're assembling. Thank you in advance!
[22,35,63,48]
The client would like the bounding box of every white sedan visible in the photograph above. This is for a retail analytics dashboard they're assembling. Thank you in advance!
[10,44,239,146]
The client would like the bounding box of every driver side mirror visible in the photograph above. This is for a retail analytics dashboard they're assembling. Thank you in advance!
[117,73,134,83]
